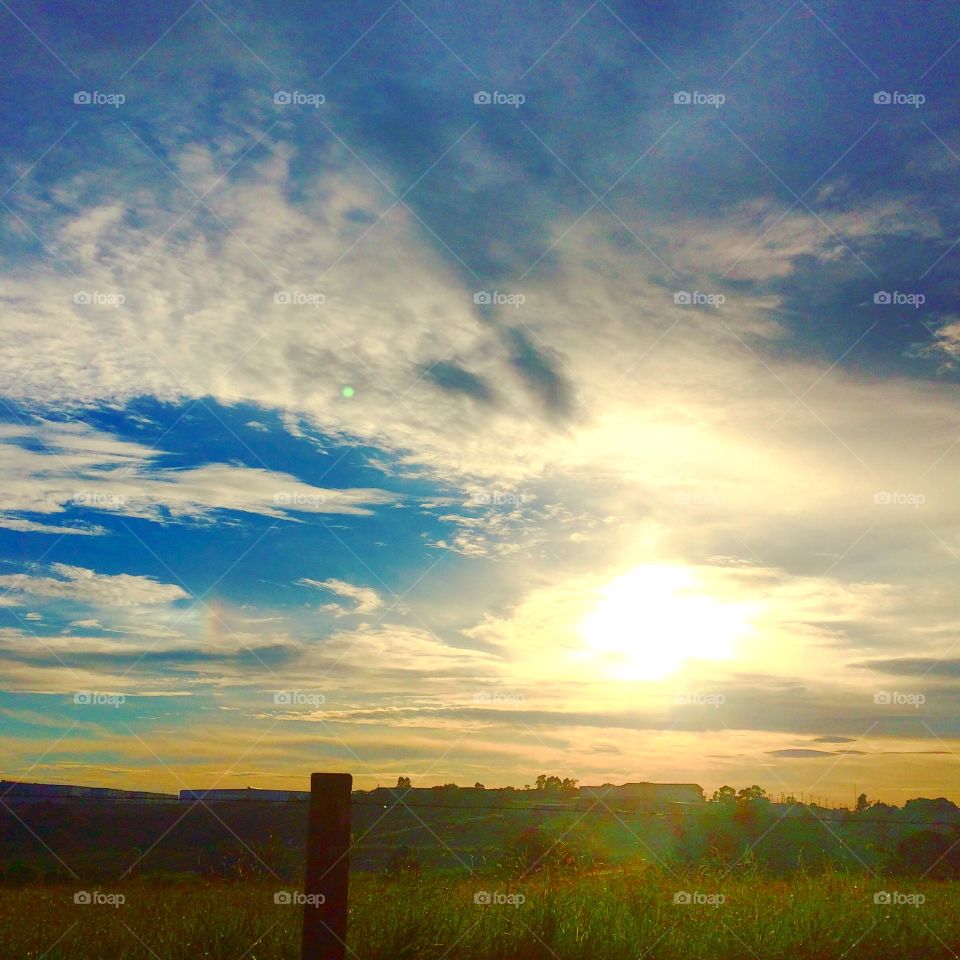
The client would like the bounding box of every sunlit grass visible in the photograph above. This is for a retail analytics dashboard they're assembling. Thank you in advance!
[2,866,958,959]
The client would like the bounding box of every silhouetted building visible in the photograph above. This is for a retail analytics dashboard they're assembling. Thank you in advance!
[179,787,309,802]
[0,780,175,802]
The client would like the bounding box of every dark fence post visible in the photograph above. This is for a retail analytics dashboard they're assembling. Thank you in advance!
[302,772,352,960]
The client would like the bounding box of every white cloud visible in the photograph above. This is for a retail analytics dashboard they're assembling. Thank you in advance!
[911,316,960,369]
[0,563,188,606]
[0,136,945,499]
[0,516,105,536]
[0,420,399,529]
[311,623,499,677]
[298,578,382,615]
[667,196,941,281]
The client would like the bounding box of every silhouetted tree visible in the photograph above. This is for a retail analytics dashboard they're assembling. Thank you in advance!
[890,829,960,878]
[733,785,770,834]
[533,775,573,792]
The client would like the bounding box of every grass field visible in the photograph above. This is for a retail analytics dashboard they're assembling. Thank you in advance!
[2,866,958,959]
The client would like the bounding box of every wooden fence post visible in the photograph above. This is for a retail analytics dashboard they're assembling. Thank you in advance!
[301,772,352,960]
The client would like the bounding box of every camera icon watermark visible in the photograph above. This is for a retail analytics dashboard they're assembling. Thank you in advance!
[874,891,925,907]
[273,491,327,507]
[472,489,527,507]
[274,90,325,107]
[73,692,126,708]
[673,290,725,307]
[474,890,525,906]
[673,890,725,906]
[74,890,125,907]
[673,91,725,108]
[874,690,925,708]
[74,91,125,108]
[473,90,525,107]
[274,290,325,308]
[473,290,525,307]
[274,690,325,707]
[873,91,925,108]
[274,890,326,906]
[74,291,125,307]
[73,491,127,507]
[873,291,924,308]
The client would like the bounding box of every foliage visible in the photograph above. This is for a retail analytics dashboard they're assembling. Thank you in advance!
[533,775,579,792]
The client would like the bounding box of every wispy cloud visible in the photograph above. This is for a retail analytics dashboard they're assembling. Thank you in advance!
[0,563,188,606]
[297,577,382,615]
[0,420,399,529]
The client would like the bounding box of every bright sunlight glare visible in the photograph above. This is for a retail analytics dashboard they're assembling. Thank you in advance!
[579,565,755,681]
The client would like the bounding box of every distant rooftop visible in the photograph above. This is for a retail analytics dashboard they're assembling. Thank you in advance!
[0,779,176,801]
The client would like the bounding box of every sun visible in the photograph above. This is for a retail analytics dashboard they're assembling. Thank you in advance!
[578,564,753,681]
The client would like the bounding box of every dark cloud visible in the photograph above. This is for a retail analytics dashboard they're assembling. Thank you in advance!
[506,328,574,419]
[424,361,496,405]
[851,658,960,678]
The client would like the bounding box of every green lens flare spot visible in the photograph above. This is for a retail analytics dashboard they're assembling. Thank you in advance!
[342,386,354,398]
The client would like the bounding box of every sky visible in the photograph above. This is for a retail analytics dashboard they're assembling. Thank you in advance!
[1,0,960,804]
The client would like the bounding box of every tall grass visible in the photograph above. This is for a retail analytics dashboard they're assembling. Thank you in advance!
[2,865,958,959]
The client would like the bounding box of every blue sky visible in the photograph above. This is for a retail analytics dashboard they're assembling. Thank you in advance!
[2,0,960,801]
